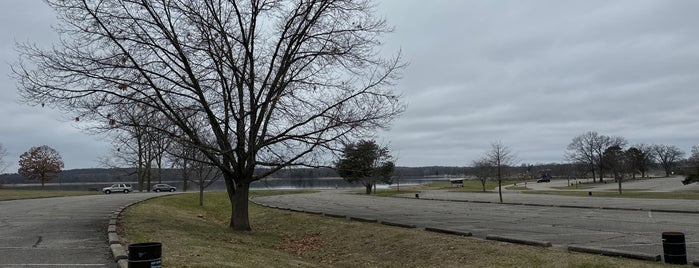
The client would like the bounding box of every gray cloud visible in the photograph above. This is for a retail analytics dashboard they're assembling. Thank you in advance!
[3,1,699,170]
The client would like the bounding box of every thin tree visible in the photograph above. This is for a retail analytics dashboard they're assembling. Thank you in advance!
[18,145,65,189]
[484,141,515,203]
[631,143,655,178]
[653,144,684,177]
[15,0,404,231]
[336,140,394,194]
[682,145,699,185]
[565,132,600,182]
[471,157,492,192]
[601,145,628,194]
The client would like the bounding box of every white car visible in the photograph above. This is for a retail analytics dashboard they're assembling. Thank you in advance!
[102,183,133,194]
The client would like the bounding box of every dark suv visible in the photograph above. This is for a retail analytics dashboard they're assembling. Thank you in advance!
[152,184,177,192]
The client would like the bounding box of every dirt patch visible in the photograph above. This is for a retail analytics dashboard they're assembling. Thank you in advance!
[274,233,324,255]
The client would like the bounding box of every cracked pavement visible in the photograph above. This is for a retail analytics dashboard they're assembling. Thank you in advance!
[0,193,159,268]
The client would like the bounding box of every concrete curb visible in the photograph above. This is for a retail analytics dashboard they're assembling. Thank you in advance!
[380,221,417,229]
[486,235,552,247]
[567,245,661,262]
[108,194,174,268]
[348,216,378,223]
[322,212,347,219]
[107,232,121,245]
[303,210,323,215]
[425,227,472,237]
[110,244,128,261]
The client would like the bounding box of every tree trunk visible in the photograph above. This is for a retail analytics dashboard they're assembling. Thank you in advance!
[365,184,372,194]
[228,181,251,231]
[182,165,189,192]
[498,179,502,203]
[199,180,204,207]
[591,169,597,183]
[618,177,622,194]
[481,179,486,192]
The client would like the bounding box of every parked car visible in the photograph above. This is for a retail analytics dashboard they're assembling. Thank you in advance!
[102,183,133,194]
[536,177,551,183]
[152,184,176,193]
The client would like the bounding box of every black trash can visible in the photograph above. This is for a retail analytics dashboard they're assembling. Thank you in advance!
[662,232,687,265]
[128,242,162,268]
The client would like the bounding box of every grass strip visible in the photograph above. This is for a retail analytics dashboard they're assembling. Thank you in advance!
[0,189,99,200]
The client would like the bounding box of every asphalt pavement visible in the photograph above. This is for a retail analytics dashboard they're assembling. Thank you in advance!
[0,193,160,268]
[252,190,699,263]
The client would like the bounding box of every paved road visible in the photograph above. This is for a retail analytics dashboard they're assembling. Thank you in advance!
[0,193,160,268]
[514,176,699,192]
[253,191,699,260]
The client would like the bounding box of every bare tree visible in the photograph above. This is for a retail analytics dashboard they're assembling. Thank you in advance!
[565,132,600,182]
[0,143,8,173]
[192,162,222,207]
[601,145,629,194]
[631,143,655,178]
[565,131,626,183]
[688,145,699,164]
[471,157,492,192]
[653,144,684,177]
[18,145,65,189]
[484,141,515,203]
[15,0,403,231]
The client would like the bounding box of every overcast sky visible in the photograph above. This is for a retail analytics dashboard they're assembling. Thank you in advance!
[2,1,699,171]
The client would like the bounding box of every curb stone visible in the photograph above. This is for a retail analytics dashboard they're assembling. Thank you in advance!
[567,245,661,262]
[108,194,174,266]
[323,213,347,219]
[425,227,472,237]
[110,244,128,261]
[349,216,377,223]
[380,221,416,229]
[108,232,121,245]
[485,235,552,247]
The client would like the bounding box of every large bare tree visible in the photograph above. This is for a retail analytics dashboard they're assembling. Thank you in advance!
[484,141,515,203]
[14,0,404,231]
[565,131,626,182]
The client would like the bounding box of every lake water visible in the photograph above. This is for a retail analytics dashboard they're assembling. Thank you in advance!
[1,177,457,191]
